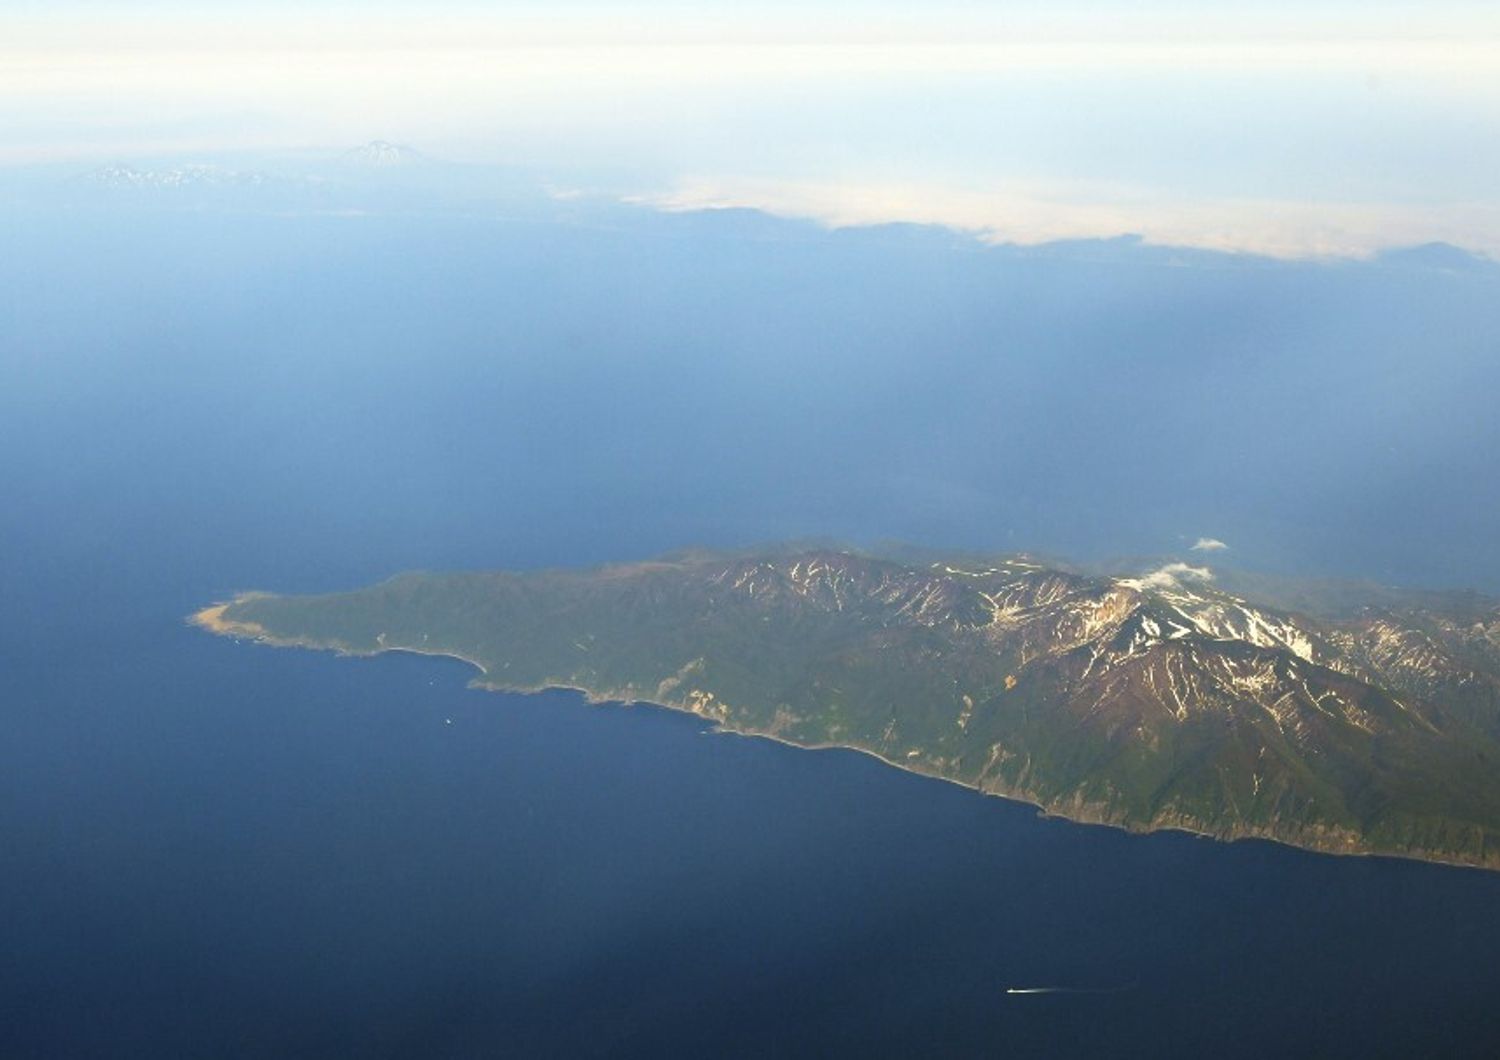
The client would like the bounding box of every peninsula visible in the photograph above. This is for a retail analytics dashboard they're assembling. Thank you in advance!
[193,547,1500,869]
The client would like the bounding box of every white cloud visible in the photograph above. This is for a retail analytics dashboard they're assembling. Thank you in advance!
[638,177,1500,259]
[1191,538,1230,552]
[1126,563,1216,591]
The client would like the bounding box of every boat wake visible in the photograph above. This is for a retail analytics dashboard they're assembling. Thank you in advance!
[1005,983,1135,996]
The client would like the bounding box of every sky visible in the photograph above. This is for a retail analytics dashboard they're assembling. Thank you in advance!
[4,1,1500,256]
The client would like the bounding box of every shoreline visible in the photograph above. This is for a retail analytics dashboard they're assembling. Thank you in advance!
[189,607,1498,874]
[190,601,267,638]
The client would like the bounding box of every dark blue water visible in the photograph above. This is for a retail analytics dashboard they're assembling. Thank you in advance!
[4,203,1500,1056]
[6,552,1500,1058]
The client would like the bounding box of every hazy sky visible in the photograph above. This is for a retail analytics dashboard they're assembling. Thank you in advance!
[5,1,1499,256]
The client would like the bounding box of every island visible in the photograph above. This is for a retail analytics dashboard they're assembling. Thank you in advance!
[192,546,1500,870]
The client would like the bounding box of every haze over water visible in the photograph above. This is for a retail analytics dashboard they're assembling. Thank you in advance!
[4,200,1500,1055]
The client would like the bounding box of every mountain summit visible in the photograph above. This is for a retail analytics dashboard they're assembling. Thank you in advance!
[340,140,427,168]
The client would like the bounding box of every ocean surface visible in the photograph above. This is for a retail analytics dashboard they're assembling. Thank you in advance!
[7,514,1500,1058]
[4,204,1500,1056]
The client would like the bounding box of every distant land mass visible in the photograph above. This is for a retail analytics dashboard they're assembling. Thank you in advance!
[194,547,1500,870]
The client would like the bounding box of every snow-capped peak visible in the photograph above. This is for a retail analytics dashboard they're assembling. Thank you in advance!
[341,140,426,168]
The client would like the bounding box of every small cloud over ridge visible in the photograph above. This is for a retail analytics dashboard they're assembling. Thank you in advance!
[1191,537,1229,552]
[1129,562,1215,591]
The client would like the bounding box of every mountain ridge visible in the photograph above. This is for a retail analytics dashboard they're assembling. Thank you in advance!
[195,547,1500,869]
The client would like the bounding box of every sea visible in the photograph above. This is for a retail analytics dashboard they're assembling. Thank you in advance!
[3,203,1500,1057]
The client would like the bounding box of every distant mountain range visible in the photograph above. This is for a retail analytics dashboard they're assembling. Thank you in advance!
[75,142,428,193]
[50,150,1498,276]
[79,162,277,190]
[195,547,1500,869]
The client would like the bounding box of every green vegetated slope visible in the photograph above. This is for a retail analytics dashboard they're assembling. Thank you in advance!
[214,548,1500,868]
